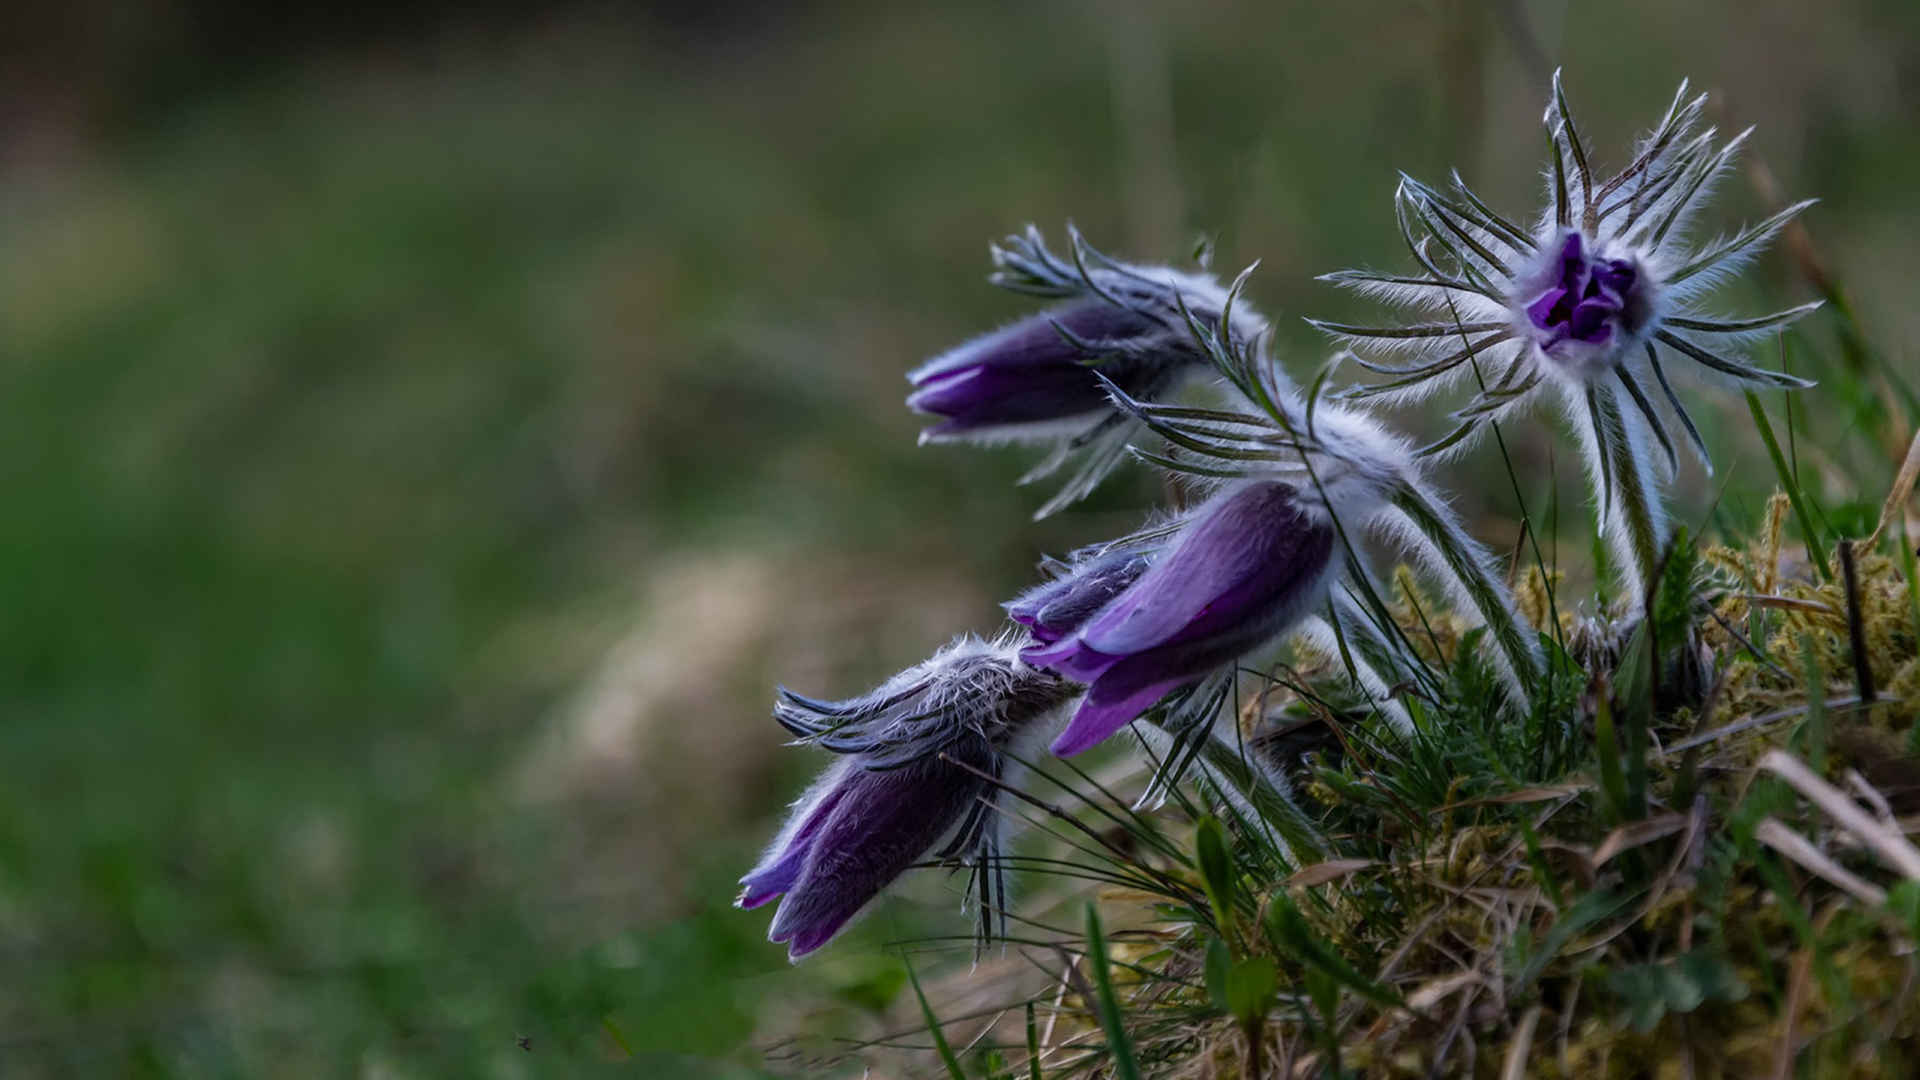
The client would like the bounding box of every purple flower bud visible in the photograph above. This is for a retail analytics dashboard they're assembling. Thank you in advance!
[1005,549,1152,646]
[908,298,1194,443]
[1021,481,1337,757]
[740,639,1074,960]
[909,228,1271,517]
[1521,230,1647,357]
[759,749,992,958]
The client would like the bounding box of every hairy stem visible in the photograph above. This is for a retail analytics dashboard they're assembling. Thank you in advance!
[1580,380,1667,605]
[1381,475,1543,713]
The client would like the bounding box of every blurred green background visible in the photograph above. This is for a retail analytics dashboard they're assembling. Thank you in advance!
[1,1,1914,1075]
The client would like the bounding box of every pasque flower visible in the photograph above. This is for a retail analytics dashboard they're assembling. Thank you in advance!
[1315,73,1818,434]
[1313,73,1820,600]
[910,226,1268,518]
[1020,480,1338,757]
[737,637,1074,960]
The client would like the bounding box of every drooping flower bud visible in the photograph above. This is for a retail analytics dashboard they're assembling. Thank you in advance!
[1020,481,1338,756]
[739,638,1074,960]
[911,227,1268,518]
[908,300,1183,443]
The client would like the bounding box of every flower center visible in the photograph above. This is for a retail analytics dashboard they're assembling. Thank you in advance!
[1522,232,1640,354]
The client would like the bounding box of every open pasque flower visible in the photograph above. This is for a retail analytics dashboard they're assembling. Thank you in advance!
[910,226,1267,518]
[1019,480,1339,756]
[737,637,1074,960]
[1315,72,1818,461]
[1314,73,1820,600]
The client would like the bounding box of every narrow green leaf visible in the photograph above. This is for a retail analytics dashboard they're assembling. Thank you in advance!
[1886,880,1920,941]
[1225,957,1279,1024]
[1265,894,1402,1007]
[1520,818,1565,908]
[906,959,968,1080]
[1204,935,1233,1014]
[1194,817,1238,941]
[1025,1002,1041,1080]
[1305,967,1339,1030]
[1083,904,1143,1080]
[1590,673,1629,823]
[1511,889,1630,995]
[1746,390,1833,581]
[600,1016,634,1058]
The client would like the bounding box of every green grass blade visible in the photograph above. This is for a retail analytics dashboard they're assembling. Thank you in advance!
[1745,390,1832,581]
[1083,904,1143,1080]
[1025,1002,1041,1080]
[907,958,968,1080]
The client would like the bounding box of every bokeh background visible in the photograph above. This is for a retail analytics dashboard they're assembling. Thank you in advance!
[2,1,1915,1075]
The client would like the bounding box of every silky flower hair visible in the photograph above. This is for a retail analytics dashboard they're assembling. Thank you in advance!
[1314,73,1819,599]
[738,636,1074,959]
[909,226,1268,518]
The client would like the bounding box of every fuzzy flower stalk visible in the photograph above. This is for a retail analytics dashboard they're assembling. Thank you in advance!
[738,637,1075,960]
[909,226,1268,518]
[1315,73,1820,603]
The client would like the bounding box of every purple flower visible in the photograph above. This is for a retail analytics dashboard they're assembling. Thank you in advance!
[1020,481,1338,757]
[741,752,990,958]
[1316,74,1818,465]
[910,227,1268,518]
[908,299,1178,443]
[1522,231,1645,355]
[739,638,1074,960]
[1005,548,1151,646]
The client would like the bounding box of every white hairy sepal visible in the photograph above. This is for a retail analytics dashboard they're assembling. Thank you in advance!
[1295,403,1417,516]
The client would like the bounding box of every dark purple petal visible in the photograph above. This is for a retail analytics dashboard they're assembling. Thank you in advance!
[1592,259,1635,296]
[767,749,990,959]
[912,301,1160,383]
[1077,483,1328,656]
[1026,482,1336,757]
[909,363,1113,430]
[1006,588,1052,630]
[1567,299,1618,344]
[1524,233,1644,357]
[1007,551,1151,649]
[907,298,1197,438]
[1020,634,1122,684]
[737,771,853,910]
[1050,674,1191,756]
[1047,637,1245,756]
[1555,231,1586,275]
[1525,287,1571,333]
[1036,555,1147,630]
